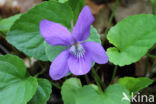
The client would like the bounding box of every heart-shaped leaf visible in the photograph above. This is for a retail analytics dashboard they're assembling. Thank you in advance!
[62,78,130,104]
[0,54,38,104]
[28,78,52,104]
[67,0,85,24]
[7,0,73,61]
[0,14,21,33]
[107,14,156,66]
[58,0,85,24]
[118,77,154,94]
[58,0,68,3]
[61,78,82,104]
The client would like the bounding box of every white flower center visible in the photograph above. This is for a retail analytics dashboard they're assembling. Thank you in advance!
[70,43,85,58]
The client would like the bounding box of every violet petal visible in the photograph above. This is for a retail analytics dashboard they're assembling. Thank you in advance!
[72,6,94,41]
[82,42,108,64]
[40,19,73,46]
[68,53,92,75]
[49,49,69,80]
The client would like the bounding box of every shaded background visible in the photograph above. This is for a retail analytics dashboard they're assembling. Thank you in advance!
[0,0,156,104]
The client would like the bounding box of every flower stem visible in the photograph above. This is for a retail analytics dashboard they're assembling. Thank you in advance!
[0,31,6,37]
[84,75,90,84]
[150,59,156,76]
[28,57,32,68]
[91,68,103,92]
[144,57,149,77]
[71,20,74,30]
[51,82,61,89]
[147,53,156,58]
[110,65,117,84]
[150,0,155,15]
[0,44,9,54]
[103,0,119,43]
[35,68,46,77]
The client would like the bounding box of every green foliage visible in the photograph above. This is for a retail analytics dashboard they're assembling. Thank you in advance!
[0,16,2,21]
[45,42,67,62]
[0,14,21,33]
[107,14,156,66]
[86,26,101,43]
[61,78,82,104]
[45,26,101,62]
[7,0,73,61]
[0,54,52,104]
[2,0,156,104]
[58,0,85,24]
[6,0,101,62]
[28,78,52,104]
[67,0,85,24]
[58,0,68,3]
[61,78,130,104]
[0,54,38,104]
[118,77,154,94]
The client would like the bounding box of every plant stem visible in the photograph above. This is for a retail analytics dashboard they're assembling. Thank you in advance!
[150,0,155,15]
[110,65,117,84]
[91,68,103,92]
[71,20,74,30]
[95,67,106,88]
[101,71,106,89]
[147,53,156,58]
[51,82,61,89]
[35,68,46,77]
[0,44,9,54]
[150,59,156,76]
[28,57,32,68]
[144,57,149,77]
[0,31,6,37]
[84,75,90,84]
[103,0,119,42]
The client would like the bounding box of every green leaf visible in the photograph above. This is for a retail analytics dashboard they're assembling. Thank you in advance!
[58,0,68,3]
[58,0,85,23]
[118,77,154,94]
[0,16,2,21]
[45,42,67,62]
[62,78,130,104]
[28,78,52,104]
[74,85,101,104]
[45,26,101,62]
[102,84,130,104]
[61,78,82,104]
[76,84,130,104]
[107,14,156,66]
[86,26,101,44]
[0,54,38,104]
[67,0,85,24]
[7,1,73,61]
[0,14,21,33]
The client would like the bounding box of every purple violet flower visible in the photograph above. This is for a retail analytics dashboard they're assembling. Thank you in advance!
[39,6,108,80]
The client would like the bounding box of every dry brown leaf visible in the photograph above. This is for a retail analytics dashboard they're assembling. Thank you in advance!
[86,0,105,15]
